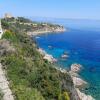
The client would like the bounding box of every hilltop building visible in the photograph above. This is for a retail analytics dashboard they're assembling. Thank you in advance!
[4,13,13,18]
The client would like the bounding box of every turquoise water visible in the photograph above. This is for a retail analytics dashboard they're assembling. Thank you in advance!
[34,19,100,100]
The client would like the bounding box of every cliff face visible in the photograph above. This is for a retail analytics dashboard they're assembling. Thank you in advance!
[0,17,79,100]
[59,71,80,100]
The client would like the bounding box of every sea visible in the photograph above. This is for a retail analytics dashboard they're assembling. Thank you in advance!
[32,18,100,100]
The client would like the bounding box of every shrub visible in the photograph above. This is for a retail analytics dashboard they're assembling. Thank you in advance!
[0,17,73,100]
[2,30,18,43]
[59,92,70,100]
[0,89,3,100]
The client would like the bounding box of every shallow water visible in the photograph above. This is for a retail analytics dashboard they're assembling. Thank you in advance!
[34,19,100,99]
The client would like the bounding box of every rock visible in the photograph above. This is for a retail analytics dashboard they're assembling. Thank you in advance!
[56,67,67,73]
[38,48,46,56]
[61,54,69,58]
[76,88,95,100]
[69,64,95,99]
[43,54,53,62]
[43,54,57,63]
[71,64,82,73]
[38,48,57,63]
[70,64,87,88]
[48,45,53,49]
[72,77,87,88]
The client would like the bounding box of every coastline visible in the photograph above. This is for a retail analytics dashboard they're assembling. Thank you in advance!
[1,17,96,100]
[38,48,57,63]
[37,47,95,100]
[27,27,66,36]
[69,64,95,100]
[26,21,95,99]
[1,16,94,100]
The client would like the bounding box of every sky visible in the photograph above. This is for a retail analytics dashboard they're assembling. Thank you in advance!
[0,0,100,20]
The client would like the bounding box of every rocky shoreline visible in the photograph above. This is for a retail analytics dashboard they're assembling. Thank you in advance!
[38,48,95,100]
[38,48,57,63]
[1,17,95,100]
[27,26,66,36]
[69,64,87,88]
[69,64,95,100]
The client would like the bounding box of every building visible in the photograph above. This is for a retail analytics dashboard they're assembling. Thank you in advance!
[4,13,12,18]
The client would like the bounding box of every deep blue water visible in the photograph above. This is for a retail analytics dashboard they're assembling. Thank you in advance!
[34,19,100,100]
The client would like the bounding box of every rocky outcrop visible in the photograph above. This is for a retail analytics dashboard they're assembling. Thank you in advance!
[69,64,86,87]
[72,77,87,88]
[76,88,95,100]
[71,63,82,73]
[69,63,95,100]
[38,48,57,63]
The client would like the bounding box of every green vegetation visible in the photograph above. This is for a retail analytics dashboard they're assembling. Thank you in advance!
[2,30,18,43]
[1,17,65,34]
[0,89,3,100]
[59,92,70,100]
[0,17,74,100]
[16,17,33,23]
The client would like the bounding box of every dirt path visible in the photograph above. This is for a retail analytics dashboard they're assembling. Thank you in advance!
[0,63,14,100]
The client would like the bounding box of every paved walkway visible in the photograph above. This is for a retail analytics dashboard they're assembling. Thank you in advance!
[0,63,14,100]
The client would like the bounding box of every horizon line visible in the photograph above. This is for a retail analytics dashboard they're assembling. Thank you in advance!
[1,13,100,21]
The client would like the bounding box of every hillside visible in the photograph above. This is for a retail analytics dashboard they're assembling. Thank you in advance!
[0,17,79,100]
[1,17,66,36]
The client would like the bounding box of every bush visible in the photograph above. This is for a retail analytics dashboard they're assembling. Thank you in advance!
[59,92,70,100]
[2,30,18,43]
[13,85,45,100]
[0,17,73,100]
[0,89,3,100]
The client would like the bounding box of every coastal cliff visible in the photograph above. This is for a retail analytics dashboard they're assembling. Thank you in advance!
[0,17,82,100]
[27,23,66,36]
[1,17,66,36]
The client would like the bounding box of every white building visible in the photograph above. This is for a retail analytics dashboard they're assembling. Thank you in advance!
[0,19,3,39]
